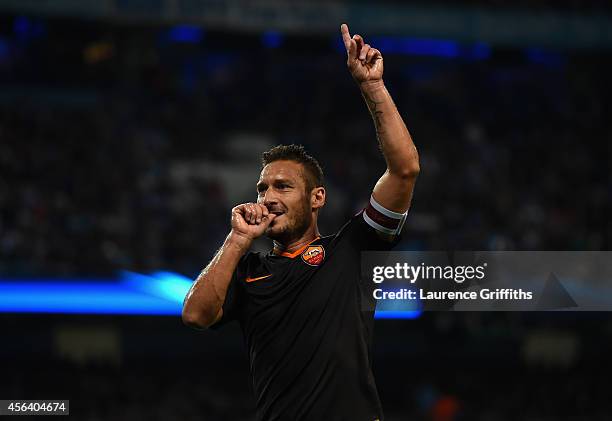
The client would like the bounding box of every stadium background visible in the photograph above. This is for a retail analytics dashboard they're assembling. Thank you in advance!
[1,0,611,420]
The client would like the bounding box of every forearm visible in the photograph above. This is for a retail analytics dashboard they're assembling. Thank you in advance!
[360,80,420,176]
[182,231,250,328]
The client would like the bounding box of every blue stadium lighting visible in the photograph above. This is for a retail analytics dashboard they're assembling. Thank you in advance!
[167,25,204,43]
[0,38,9,60]
[262,31,283,49]
[370,36,459,58]
[374,287,422,319]
[0,280,180,315]
[13,16,46,39]
[375,310,421,319]
[13,16,31,36]
[334,35,488,60]
[524,48,565,67]
[0,272,418,319]
[0,271,192,315]
[120,270,192,303]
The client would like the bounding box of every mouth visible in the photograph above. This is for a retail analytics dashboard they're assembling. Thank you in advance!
[268,211,284,226]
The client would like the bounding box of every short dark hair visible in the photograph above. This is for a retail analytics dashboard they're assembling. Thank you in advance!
[261,144,324,193]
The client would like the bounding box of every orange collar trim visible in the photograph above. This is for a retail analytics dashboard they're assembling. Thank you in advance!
[274,236,321,258]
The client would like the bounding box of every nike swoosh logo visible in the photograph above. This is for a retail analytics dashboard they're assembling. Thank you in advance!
[245,274,272,283]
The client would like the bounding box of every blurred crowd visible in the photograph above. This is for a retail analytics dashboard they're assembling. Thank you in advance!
[6,358,609,421]
[2,312,610,421]
[0,17,610,278]
[1,11,611,421]
[427,0,612,12]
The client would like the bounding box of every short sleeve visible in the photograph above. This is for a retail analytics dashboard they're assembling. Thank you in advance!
[209,254,248,330]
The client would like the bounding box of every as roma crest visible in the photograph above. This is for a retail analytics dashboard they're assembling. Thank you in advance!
[301,245,325,266]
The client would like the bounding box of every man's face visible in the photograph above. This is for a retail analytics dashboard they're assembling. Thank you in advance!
[256,160,312,242]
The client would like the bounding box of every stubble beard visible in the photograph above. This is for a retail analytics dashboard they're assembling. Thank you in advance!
[265,199,312,246]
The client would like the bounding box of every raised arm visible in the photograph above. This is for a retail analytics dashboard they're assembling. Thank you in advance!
[182,203,275,329]
[340,24,419,214]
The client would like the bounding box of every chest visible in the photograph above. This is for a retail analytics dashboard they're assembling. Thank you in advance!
[240,245,359,326]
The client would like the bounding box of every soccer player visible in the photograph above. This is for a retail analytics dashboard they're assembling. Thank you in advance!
[182,23,419,421]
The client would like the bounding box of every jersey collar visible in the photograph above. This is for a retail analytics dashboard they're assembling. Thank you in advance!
[272,236,321,258]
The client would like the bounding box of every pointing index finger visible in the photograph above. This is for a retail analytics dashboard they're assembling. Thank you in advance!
[340,23,351,52]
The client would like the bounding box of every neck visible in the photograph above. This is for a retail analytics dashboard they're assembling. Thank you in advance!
[273,225,320,255]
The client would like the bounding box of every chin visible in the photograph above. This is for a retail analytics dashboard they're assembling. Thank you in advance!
[265,225,285,239]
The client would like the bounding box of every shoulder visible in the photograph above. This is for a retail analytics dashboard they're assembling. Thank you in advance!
[233,251,266,277]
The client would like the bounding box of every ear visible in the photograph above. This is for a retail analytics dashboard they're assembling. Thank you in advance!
[311,187,326,210]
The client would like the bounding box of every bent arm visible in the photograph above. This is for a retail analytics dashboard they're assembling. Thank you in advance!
[361,80,420,213]
[182,232,250,329]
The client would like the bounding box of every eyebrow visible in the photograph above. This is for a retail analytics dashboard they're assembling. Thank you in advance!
[256,178,293,191]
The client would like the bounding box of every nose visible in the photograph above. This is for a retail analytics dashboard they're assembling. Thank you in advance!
[261,190,278,208]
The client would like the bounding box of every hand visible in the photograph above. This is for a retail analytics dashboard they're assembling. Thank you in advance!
[340,23,383,85]
[230,203,277,244]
